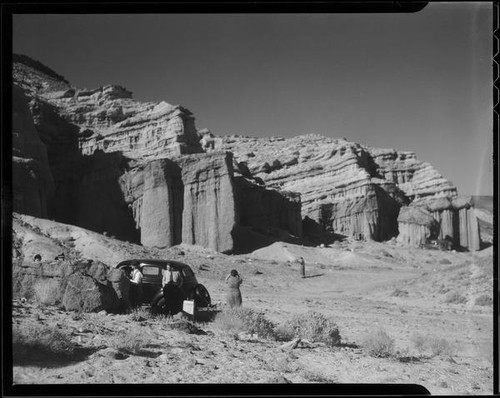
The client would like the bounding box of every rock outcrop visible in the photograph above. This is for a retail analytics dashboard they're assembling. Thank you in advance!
[215,134,481,250]
[12,85,55,217]
[12,256,125,313]
[12,54,482,252]
[121,152,238,252]
[398,196,481,251]
[12,55,303,253]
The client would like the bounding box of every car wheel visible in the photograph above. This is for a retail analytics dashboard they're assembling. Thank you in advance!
[194,284,211,307]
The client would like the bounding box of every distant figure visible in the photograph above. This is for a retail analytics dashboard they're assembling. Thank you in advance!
[33,254,42,262]
[162,264,184,315]
[225,269,243,308]
[298,257,306,278]
[129,261,143,307]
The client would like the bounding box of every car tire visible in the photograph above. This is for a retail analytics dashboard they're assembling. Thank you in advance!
[194,284,211,307]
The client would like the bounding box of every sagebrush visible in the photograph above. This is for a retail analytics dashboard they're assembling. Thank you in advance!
[474,294,493,306]
[410,332,455,357]
[213,307,277,339]
[361,328,395,358]
[445,291,467,304]
[276,311,341,347]
[111,328,153,355]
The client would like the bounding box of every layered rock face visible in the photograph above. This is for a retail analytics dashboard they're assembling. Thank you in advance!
[14,57,203,160]
[12,54,481,252]
[216,134,480,250]
[12,85,55,217]
[120,152,238,252]
[397,196,481,250]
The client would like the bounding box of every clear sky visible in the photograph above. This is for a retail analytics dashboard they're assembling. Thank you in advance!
[13,3,493,195]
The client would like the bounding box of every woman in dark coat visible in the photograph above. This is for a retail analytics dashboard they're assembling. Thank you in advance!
[225,269,243,308]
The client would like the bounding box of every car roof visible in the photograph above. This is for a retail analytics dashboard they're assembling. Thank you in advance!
[116,259,193,270]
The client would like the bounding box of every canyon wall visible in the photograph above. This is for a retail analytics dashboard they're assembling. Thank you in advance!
[216,134,480,250]
[12,85,55,218]
[12,54,482,252]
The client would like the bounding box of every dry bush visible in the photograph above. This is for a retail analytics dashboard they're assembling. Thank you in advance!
[276,311,341,347]
[129,306,153,322]
[33,278,62,306]
[13,323,76,362]
[80,313,109,335]
[213,307,277,340]
[111,329,152,355]
[301,369,336,383]
[444,291,468,304]
[361,329,395,358]
[410,332,456,357]
[474,294,493,307]
[390,288,409,297]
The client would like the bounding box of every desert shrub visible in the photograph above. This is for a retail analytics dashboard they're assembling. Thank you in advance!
[390,288,408,297]
[13,323,76,362]
[410,332,455,357]
[111,329,151,355]
[444,291,467,304]
[33,278,62,306]
[277,311,341,347]
[213,308,277,340]
[129,306,153,322]
[301,369,336,383]
[80,313,108,335]
[361,329,395,358]
[474,294,493,307]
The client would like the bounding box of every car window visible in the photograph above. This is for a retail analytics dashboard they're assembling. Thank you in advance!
[182,267,194,278]
[142,266,161,276]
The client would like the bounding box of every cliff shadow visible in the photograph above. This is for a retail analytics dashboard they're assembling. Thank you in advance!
[74,150,140,243]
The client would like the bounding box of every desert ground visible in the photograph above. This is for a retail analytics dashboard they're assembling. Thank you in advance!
[11,214,493,395]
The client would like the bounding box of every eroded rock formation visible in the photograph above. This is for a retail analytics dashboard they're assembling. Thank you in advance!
[12,85,55,217]
[216,134,481,250]
[12,54,482,252]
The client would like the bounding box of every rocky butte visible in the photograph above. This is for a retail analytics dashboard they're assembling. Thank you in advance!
[12,54,482,253]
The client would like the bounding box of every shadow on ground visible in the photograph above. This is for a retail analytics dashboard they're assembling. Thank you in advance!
[13,345,98,367]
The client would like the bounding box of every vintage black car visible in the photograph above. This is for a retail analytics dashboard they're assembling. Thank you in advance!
[117,259,211,314]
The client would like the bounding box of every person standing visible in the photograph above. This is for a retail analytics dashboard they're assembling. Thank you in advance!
[161,264,184,315]
[129,261,143,307]
[225,269,243,308]
[299,257,306,278]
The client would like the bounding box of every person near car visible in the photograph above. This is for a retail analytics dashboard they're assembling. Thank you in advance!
[225,269,243,308]
[162,264,184,315]
[129,261,143,307]
[162,264,184,288]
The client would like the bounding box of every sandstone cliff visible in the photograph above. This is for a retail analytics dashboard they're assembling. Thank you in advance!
[216,134,481,250]
[12,85,55,217]
[12,55,482,252]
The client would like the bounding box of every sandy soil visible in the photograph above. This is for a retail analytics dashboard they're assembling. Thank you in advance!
[11,214,494,394]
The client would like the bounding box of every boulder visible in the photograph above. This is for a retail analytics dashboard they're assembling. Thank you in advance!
[62,273,120,313]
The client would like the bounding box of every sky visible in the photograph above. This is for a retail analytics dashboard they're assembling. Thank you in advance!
[13,3,493,195]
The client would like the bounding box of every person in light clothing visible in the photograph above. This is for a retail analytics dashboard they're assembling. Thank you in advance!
[225,269,243,308]
[162,264,184,288]
[129,261,143,307]
[161,264,184,315]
